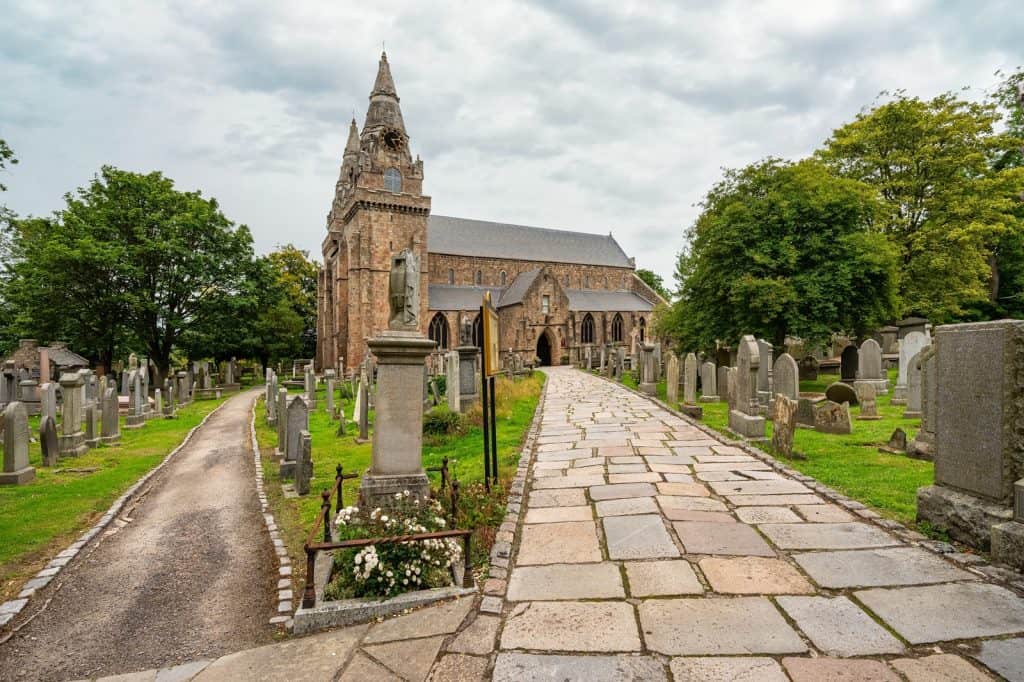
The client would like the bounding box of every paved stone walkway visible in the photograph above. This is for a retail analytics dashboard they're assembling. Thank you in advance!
[485,367,1024,681]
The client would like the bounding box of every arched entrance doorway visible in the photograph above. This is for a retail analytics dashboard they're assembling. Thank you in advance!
[536,331,553,366]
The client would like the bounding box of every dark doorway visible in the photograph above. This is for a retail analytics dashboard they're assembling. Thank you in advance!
[536,332,552,366]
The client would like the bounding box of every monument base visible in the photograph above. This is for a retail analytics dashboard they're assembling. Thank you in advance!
[917,484,1012,551]
[58,432,88,457]
[639,382,656,395]
[100,434,121,446]
[680,404,704,420]
[902,410,922,419]
[359,472,430,509]
[890,384,907,405]
[699,395,719,403]
[992,521,1024,570]
[0,466,36,485]
[906,434,934,461]
[279,459,296,480]
[125,415,146,429]
[729,410,766,439]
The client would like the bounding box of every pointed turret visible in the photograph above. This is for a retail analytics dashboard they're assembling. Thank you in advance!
[344,118,360,157]
[363,52,407,137]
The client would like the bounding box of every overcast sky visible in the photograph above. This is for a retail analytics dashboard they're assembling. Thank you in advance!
[1,1,1019,283]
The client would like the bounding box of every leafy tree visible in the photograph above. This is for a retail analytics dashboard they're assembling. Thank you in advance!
[818,91,1024,321]
[0,138,17,192]
[986,68,1024,318]
[635,268,671,300]
[2,167,254,382]
[266,244,319,357]
[666,158,898,351]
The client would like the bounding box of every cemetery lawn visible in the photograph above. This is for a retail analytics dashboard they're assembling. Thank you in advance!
[0,397,230,602]
[626,368,933,526]
[254,372,544,589]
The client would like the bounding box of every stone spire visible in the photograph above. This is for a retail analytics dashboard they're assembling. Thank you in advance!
[344,118,360,156]
[363,52,406,136]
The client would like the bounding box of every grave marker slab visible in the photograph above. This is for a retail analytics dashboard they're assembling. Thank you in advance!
[101,386,120,445]
[814,400,852,435]
[1,402,34,484]
[40,415,59,466]
[699,361,718,402]
[728,336,765,439]
[772,353,798,401]
[682,353,697,405]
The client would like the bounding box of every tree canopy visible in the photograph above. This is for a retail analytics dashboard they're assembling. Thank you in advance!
[635,268,671,300]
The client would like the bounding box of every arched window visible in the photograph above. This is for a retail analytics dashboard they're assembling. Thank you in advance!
[472,314,483,349]
[612,313,624,343]
[623,275,628,289]
[428,313,449,350]
[447,269,454,284]
[384,168,402,193]
[500,270,507,286]
[638,317,646,343]
[584,275,590,289]
[604,276,609,288]
[581,313,595,344]
[475,270,482,285]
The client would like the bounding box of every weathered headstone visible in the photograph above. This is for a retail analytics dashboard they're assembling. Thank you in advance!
[276,387,288,454]
[1,402,34,484]
[916,320,1024,569]
[814,400,852,435]
[355,369,370,444]
[855,338,887,394]
[59,372,88,456]
[682,353,698,405]
[639,344,656,395]
[725,367,738,411]
[305,366,317,408]
[772,353,799,401]
[902,350,924,418]
[457,345,479,411]
[84,403,99,448]
[907,346,937,460]
[892,331,928,404]
[699,361,718,402]
[855,382,880,420]
[728,336,765,439]
[154,388,163,417]
[584,345,592,370]
[825,381,858,406]
[665,352,679,404]
[879,428,907,455]
[280,395,309,480]
[446,351,460,412]
[39,382,56,423]
[126,371,145,428]
[325,369,336,416]
[18,379,39,415]
[771,394,798,458]
[40,415,59,466]
[295,430,313,495]
[716,365,729,403]
[101,386,121,445]
[795,398,816,428]
[756,339,773,407]
[840,344,859,382]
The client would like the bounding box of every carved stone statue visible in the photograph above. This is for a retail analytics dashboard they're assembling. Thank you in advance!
[388,249,419,330]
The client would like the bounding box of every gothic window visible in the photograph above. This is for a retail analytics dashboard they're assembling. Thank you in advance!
[638,317,646,343]
[384,167,402,193]
[500,270,507,286]
[542,295,550,314]
[584,275,590,289]
[448,269,454,284]
[475,270,482,285]
[604,276,609,288]
[581,313,595,344]
[612,313,624,343]
[623,275,628,289]
[428,313,449,350]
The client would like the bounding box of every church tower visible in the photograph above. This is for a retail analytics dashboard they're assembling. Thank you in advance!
[318,53,431,371]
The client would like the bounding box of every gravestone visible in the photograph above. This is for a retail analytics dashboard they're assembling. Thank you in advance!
[0,402,34,484]
[584,345,592,370]
[840,344,859,382]
[879,428,907,455]
[599,346,606,376]
[325,369,336,416]
[728,336,765,439]
[126,371,145,428]
[280,395,309,480]
[725,367,737,410]
[429,378,441,406]
[902,350,924,419]
[84,403,99,448]
[878,325,899,354]
[682,353,698,405]
[305,366,317,408]
[907,346,937,460]
[177,371,189,405]
[916,320,1024,569]
[19,379,39,415]
[38,348,50,385]
[772,353,799,401]
[756,339,773,407]
[354,370,370,444]
[59,372,88,456]
[771,394,798,458]
[825,381,858,406]
[699,361,718,402]
[855,382,880,420]
[892,330,928,404]
[615,347,624,379]
[163,379,175,417]
[101,386,121,445]
[457,346,478,411]
[39,382,56,423]
[855,338,887,394]
[121,370,130,397]
[446,351,460,412]
[154,389,163,418]
[266,374,278,425]
[665,352,679,405]
[139,363,150,414]
[639,344,656,395]
[716,366,729,403]
[653,343,662,381]
[814,400,852,435]
[795,398,816,428]
[296,430,313,496]
[40,415,59,466]
[276,388,288,454]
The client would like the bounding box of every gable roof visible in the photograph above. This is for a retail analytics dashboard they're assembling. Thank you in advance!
[565,289,654,312]
[427,215,633,268]
[427,285,503,311]
[497,269,540,307]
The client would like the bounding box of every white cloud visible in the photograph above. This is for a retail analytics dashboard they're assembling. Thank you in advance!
[1,0,1019,283]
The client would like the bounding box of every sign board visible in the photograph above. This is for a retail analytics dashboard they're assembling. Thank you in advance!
[481,291,501,377]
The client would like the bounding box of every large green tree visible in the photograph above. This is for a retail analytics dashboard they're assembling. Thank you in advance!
[818,91,1024,321]
[635,268,671,300]
[266,244,319,357]
[2,167,254,381]
[665,158,898,351]
[987,68,1024,319]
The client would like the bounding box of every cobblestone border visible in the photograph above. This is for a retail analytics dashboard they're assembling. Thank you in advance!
[248,397,293,628]
[0,397,234,630]
[479,371,548,616]
[598,371,1024,595]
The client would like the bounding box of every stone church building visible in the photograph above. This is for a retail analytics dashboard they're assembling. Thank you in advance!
[316,53,664,371]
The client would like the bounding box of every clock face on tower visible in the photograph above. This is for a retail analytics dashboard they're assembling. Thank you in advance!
[382,129,404,152]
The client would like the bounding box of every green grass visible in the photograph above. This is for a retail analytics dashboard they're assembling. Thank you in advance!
[0,396,229,600]
[624,367,933,525]
[254,373,545,581]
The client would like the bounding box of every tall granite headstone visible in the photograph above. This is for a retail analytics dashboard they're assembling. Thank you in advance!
[717,366,729,404]
[728,336,765,439]
[756,339,773,407]
[699,361,718,402]
[840,344,859,383]
[772,353,799,401]
[639,344,656,395]
[892,331,928,404]
[39,382,56,423]
[276,387,288,454]
[665,352,679,404]
[0,401,34,484]
[58,372,87,456]
[280,395,309,480]
[457,345,479,412]
[40,415,59,466]
[325,369,336,416]
[682,352,698,405]
[903,350,924,419]
[446,351,461,412]
[771,394,798,458]
[295,430,313,495]
[101,386,121,445]
[907,346,937,460]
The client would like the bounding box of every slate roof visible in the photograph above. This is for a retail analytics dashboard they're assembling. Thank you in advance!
[427,215,632,267]
[565,289,654,312]
[497,269,540,307]
[48,346,90,367]
[428,285,504,311]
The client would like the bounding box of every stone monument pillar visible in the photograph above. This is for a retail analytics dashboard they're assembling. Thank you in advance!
[456,346,479,412]
[58,372,88,457]
[446,351,461,413]
[639,344,656,395]
[360,249,434,506]
[728,335,766,439]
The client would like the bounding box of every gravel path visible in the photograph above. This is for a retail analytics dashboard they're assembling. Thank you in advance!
[0,390,277,682]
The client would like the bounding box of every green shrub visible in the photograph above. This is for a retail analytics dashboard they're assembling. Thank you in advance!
[423,407,466,437]
[433,375,447,396]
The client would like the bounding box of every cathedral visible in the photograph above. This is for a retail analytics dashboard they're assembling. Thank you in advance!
[315,53,665,372]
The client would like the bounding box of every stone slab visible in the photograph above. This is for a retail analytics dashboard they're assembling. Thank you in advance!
[446,614,500,655]
[693,461,771,472]
[727,494,822,506]
[500,601,641,652]
[661,510,735,523]
[655,481,709,497]
[588,482,657,500]
[782,658,899,682]
[507,563,625,601]
[758,522,899,549]
[673,521,775,556]
[670,657,788,682]
[531,474,606,489]
[855,582,1024,644]
[492,653,666,682]
[363,596,473,643]
[794,504,854,522]
[793,547,976,588]
[657,495,728,513]
[735,507,802,524]
[777,595,903,656]
[709,479,811,496]
[528,488,587,508]
[624,560,702,597]
[427,654,488,682]
[973,637,1024,682]
[516,521,602,565]
[638,596,806,655]
[603,514,680,559]
[892,654,995,682]
[364,635,444,682]
[700,557,815,594]
[594,496,659,517]
[523,506,592,524]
